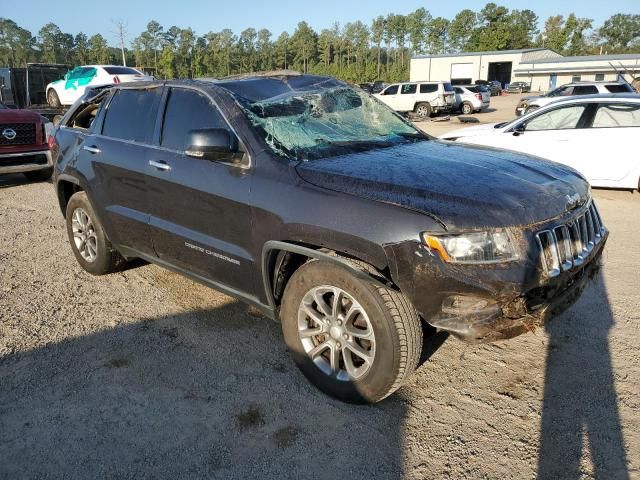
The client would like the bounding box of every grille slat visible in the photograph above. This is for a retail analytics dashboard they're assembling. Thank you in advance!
[0,123,37,146]
[536,201,606,277]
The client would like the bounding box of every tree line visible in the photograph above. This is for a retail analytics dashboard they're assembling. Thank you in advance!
[1,5,639,83]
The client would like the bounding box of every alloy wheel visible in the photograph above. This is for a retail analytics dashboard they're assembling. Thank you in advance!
[297,285,376,381]
[71,208,98,262]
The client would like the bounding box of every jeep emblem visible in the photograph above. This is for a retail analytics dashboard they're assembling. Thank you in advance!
[2,128,17,140]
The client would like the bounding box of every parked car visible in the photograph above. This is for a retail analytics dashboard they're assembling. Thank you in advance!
[52,74,606,403]
[507,81,531,93]
[453,85,491,114]
[46,65,153,107]
[358,80,385,94]
[475,80,502,96]
[441,94,640,190]
[515,81,635,116]
[374,81,455,118]
[0,101,53,181]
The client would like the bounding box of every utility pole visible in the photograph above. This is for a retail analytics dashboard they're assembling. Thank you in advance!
[112,20,128,66]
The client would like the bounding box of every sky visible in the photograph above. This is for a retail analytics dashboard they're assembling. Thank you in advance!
[10,0,640,46]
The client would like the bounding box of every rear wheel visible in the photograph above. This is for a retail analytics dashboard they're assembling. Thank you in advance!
[280,260,422,403]
[414,102,432,119]
[65,191,126,275]
[47,89,61,107]
[461,102,473,115]
[23,168,52,182]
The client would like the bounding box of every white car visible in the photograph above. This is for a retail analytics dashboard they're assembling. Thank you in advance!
[453,85,491,114]
[374,81,455,119]
[46,65,153,106]
[440,94,640,190]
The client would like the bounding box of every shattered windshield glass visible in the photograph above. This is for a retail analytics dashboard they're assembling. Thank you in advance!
[235,86,427,160]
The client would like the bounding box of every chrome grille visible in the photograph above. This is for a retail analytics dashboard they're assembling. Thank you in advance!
[535,201,606,277]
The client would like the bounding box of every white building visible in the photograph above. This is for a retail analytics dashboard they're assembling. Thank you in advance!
[410,49,640,92]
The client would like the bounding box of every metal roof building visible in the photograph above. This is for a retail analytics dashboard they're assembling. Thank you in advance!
[410,49,640,92]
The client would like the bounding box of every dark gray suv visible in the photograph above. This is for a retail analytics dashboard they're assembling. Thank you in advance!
[51,74,606,403]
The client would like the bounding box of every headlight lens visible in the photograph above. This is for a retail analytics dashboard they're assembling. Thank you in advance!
[422,230,518,264]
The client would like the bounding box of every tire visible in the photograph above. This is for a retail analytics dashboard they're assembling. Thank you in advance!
[280,260,422,403]
[414,102,432,119]
[461,102,473,115]
[65,191,126,275]
[23,168,52,182]
[47,89,61,107]
[525,105,539,114]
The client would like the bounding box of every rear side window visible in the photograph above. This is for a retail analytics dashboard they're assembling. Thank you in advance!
[573,85,598,95]
[454,87,464,94]
[102,88,162,143]
[605,84,632,93]
[466,86,480,93]
[103,67,142,75]
[401,84,417,94]
[419,84,437,94]
[161,88,227,151]
[592,103,640,128]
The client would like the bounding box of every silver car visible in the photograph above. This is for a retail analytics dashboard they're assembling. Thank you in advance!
[453,85,491,114]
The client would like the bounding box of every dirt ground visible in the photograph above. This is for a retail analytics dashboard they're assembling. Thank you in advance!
[1,104,639,478]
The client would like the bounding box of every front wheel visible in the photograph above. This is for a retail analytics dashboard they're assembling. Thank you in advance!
[47,89,61,107]
[280,260,422,403]
[414,102,432,119]
[65,191,126,275]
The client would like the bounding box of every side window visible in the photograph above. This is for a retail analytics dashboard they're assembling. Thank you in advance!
[592,103,640,128]
[605,84,631,93]
[401,84,417,94]
[548,86,572,97]
[102,88,162,143]
[454,87,463,94]
[382,85,398,95]
[573,85,598,95]
[524,105,587,131]
[161,88,227,151]
[419,84,438,94]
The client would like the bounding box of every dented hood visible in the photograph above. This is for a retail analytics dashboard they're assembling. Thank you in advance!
[295,140,589,231]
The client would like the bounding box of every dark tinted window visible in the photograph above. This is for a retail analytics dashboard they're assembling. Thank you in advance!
[605,84,632,93]
[401,84,417,94]
[466,86,480,93]
[161,88,227,151]
[103,67,142,75]
[102,88,161,143]
[382,85,398,95]
[573,85,598,95]
[419,84,438,93]
[454,87,464,94]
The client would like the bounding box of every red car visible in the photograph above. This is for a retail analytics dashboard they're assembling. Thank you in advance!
[0,102,53,181]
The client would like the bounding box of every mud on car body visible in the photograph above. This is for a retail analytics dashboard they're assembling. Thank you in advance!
[51,73,607,403]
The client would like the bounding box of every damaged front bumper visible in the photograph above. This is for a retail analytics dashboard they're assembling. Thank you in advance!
[427,249,603,342]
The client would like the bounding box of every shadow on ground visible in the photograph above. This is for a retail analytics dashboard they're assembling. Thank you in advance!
[0,301,415,480]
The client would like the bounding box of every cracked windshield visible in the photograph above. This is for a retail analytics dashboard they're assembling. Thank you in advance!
[238,87,427,160]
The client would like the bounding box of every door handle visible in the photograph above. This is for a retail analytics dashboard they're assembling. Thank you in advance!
[149,160,171,171]
[82,145,101,154]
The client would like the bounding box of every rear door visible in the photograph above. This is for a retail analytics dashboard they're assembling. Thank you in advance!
[568,102,640,185]
[78,86,162,256]
[397,83,417,111]
[145,86,255,292]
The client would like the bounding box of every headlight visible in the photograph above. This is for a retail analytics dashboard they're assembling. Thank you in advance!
[422,230,518,264]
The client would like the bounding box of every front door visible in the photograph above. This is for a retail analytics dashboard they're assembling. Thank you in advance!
[145,86,256,293]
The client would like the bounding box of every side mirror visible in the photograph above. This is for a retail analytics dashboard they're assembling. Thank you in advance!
[512,124,525,136]
[185,128,244,164]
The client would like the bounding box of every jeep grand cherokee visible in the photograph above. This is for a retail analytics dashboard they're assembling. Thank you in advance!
[51,74,607,403]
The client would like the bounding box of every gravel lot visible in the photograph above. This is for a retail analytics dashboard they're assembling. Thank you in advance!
[1,102,638,479]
